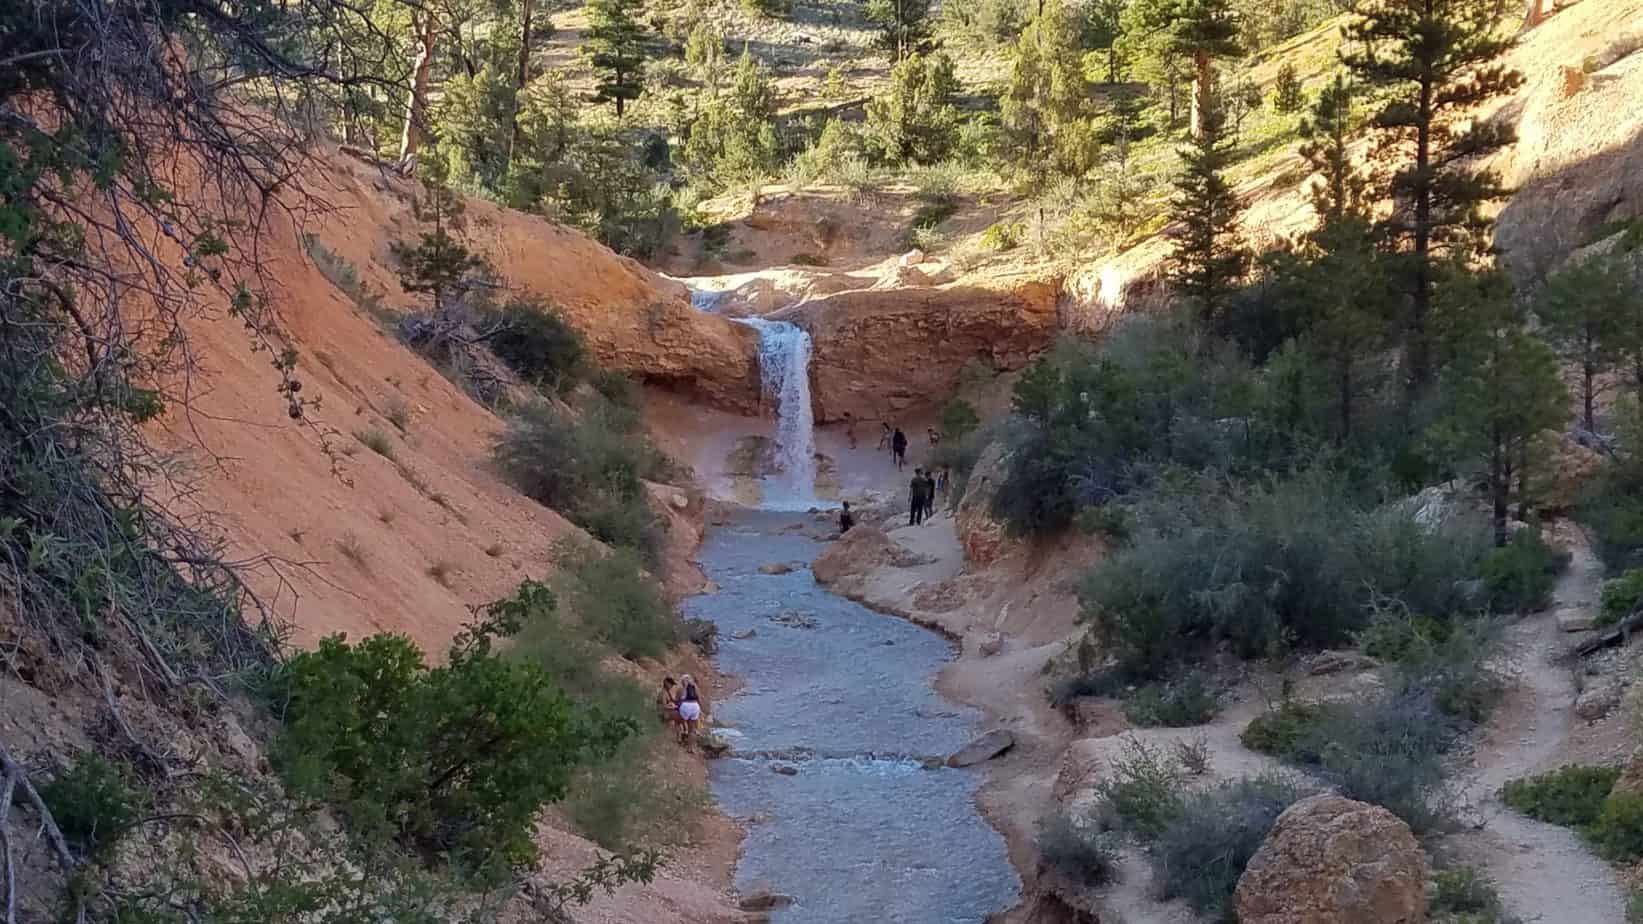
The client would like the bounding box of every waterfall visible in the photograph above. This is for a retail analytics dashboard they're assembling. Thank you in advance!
[736,317,817,508]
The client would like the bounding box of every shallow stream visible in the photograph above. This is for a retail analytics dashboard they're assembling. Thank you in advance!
[682,509,1020,922]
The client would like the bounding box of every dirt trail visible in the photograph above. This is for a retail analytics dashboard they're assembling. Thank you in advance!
[1446,525,1627,922]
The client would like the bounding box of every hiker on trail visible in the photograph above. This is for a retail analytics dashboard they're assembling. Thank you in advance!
[677,674,703,744]
[909,468,928,526]
[839,500,855,534]
[878,421,892,451]
[658,676,681,734]
[935,467,950,510]
[927,427,941,448]
[891,427,908,470]
[919,469,937,523]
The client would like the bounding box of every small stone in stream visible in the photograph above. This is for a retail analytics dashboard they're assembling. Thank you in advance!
[772,764,798,776]
[920,756,945,770]
[739,892,795,912]
[769,610,819,629]
[758,561,800,575]
[700,734,734,758]
[731,628,756,639]
[978,632,1004,657]
[882,639,895,645]
[946,730,1015,767]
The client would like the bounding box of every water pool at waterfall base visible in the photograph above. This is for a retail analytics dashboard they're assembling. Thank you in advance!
[683,510,1020,923]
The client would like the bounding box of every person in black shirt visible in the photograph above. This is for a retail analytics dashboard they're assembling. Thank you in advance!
[839,501,856,534]
[891,427,908,470]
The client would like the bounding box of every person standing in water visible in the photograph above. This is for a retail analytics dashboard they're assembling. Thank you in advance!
[891,427,908,470]
[839,500,856,534]
[909,468,928,526]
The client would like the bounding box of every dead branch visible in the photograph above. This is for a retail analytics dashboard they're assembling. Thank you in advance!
[92,656,171,776]
[2,769,16,924]
[0,741,76,872]
[1576,608,1643,657]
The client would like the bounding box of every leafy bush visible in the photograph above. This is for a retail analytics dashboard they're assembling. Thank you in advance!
[478,299,586,392]
[1592,792,1643,861]
[564,736,710,850]
[979,221,1024,251]
[40,753,145,855]
[1273,63,1304,113]
[1096,737,1185,836]
[1081,470,1490,679]
[494,396,671,558]
[551,538,677,661]
[1430,867,1507,921]
[1123,675,1220,727]
[1385,616,1504,724]
[1480,527,1565,613]
[355,427,396,458]
[940,397,981,444]
[1297,689,1460,834]
[1601,568,1643,627]
[1037,812,1121,888]
[1151,774,1312,917]
[1502,765,1621,827]
[1240,699,1329,758]
[270,591,633,875]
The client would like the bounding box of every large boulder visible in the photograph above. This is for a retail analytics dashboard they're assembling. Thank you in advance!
[812,526,927,585]
[1234,794,1427,924]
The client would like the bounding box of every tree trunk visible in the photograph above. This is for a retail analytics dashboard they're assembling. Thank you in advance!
[1491,429,1508,547]
[509,0,533,164]
[1337,354,1353,443]
[1407,72,1435,399]
[1190,50,1213,140]
[399,15,439,165]
[1516,437,1532,523]
[1524,0,1545,27]
[1583,356,1597,433]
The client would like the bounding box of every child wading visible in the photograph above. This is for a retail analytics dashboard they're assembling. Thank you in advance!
[676,673,702,744]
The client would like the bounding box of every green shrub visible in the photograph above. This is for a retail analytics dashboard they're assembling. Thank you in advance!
[564,736,710,850]
[479,299,585,392]
[979,220,1024,251]
[270,591,633,875]
[1502,765,1621,826]
[939,397,981,444]
[1299,690,1459,834]
[1123,675,1220,727]
[494,397,670,558]
[1096,738,1185,836]
[39,753,145,855]
[1240,699,1329,758]
[354,426,396,458]
[1601,568,1643,627]
[1273,63,1304,113]
[1480,527,1566,613]
[1359,608,1453,662]
[551,538,677,661]
[1037,812,1120,888]
[1152,774,1312,917]
[1592,792,1643,861]
[1430,867,1507,920]
[1377,613,1504,724]
[1628,887,1643,924]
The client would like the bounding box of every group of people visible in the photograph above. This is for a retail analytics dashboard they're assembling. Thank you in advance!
[657,674,703,745]
[880,422,941,472]
[908,467,947,525]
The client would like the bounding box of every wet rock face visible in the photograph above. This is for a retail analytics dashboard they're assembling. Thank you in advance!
[1234,794,1427,924]
[778,279,1060,423]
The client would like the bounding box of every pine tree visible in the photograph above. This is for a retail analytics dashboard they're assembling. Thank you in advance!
[395,164,483,312]
[1168,97,1245,322]
[1537,250,1643,431]
[1129,0,1241,139]
[1002,1,1099,180]
[1084,0,1129,83]
[1273,62,1303,113]
[685,21,727,99]
[1434,272,1567,545]
[864,0,932,62]
[584,0,648,116]
[1342,0,1524,396]
[865,52,961,165]
[1297,74,1365,225]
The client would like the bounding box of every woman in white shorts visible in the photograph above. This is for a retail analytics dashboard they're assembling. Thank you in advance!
[677,674,703,742]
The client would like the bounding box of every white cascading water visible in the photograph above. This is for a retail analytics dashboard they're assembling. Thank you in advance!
[736,317,817,508]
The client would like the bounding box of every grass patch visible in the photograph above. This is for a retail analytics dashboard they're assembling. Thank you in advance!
[384,396,412,432]
[1123,675,1220,728]
[1501,765,1620,829]
[1096,737,1185,836]
[335,532,369,571]
[302,233,390,322]
[1151,773,1312,917]
[354,427,395,459]
[550,538,677,662]
[1430,866,1510,923]
[1600,568,1643,627]
[39,753,146,856]
[426,560,455,587]
[1241,699,1328,757]
[1037,812,1121,889]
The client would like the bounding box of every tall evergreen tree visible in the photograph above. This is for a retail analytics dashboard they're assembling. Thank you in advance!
[584,0,648,116]
[1342,0,1523,396]
[866,52,962,165]
[1129,0,1241,139]
[1168,97,1245,320]
[1535,253,1630,433]
[1084,0,1130,83]
[1296,74,1364,225]
[1002,1,1099,180]
[865,0,932,62]
[1434,272,1567,545]
[685,21,728,99]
